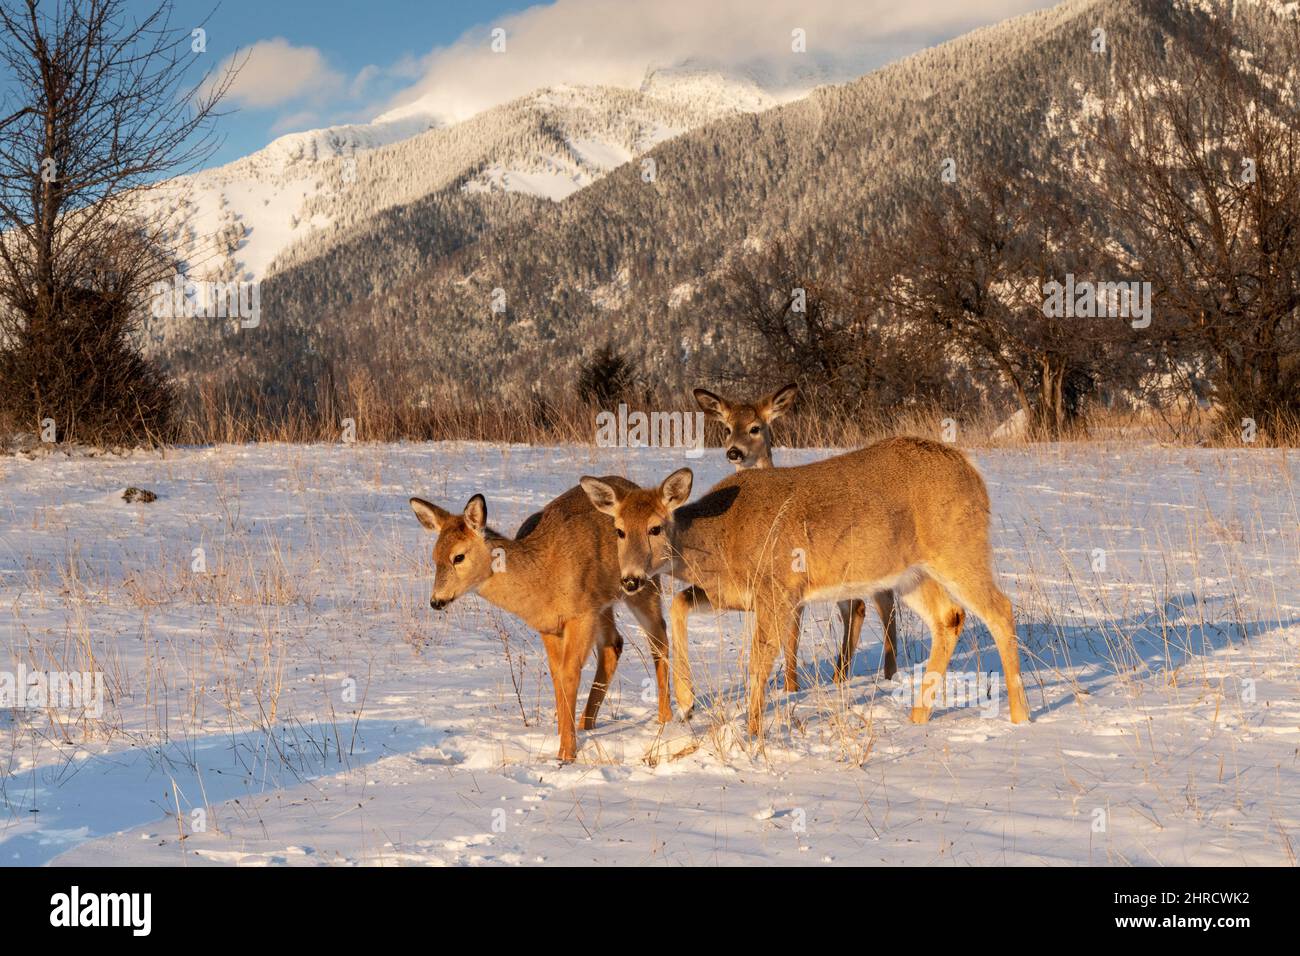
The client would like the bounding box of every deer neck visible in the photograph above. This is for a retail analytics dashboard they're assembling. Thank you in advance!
[732,449,774,473]
[475,534,547,622]
[666,506,715,588]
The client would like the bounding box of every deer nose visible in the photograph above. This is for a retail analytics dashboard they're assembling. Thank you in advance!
[726,447,744,462]
[621,576,644,594]
[430,597,448,610]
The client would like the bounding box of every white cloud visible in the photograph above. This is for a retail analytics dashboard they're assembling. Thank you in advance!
[268,109,322,135]
[349,64,382,99]
[377,0,1057,123]
[216,38,344,110]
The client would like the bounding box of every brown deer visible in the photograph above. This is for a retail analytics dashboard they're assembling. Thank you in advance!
[580,438,1030,737]
[668,384,965,715]
[409,480,672,763]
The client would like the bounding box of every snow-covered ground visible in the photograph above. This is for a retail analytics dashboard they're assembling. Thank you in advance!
[0,441,1296,866]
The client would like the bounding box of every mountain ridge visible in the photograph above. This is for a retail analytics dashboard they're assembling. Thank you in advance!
[157,0,1247,415]
[140,59,874,290]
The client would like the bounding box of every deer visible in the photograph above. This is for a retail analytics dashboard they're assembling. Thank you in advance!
[666,384,966,716]
[579,437,1031,738]
[688,385,967,688]
[409,479,673,763]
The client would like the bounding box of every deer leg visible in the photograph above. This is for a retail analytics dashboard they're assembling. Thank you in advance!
[875,591,899,678]
[979,587,1030,724]
[627,581,673,723]
[546,618,597,762]
[835,598,870,682]
[929,571,1029,724]
[581,607,623,730]
[782,604,805,692]
[539,631,574,762]
[901,581,962,724]
[669,585,711,718]
[747,599,789,738]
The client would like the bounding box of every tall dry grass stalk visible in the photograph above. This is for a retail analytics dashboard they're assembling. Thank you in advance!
[167,374,1300,449]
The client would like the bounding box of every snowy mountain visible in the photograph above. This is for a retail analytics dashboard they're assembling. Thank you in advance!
[154,0,1125,392]
[137,116,438,282]
[182,0,1278,409]
[164,0,1286,413]
[142,62,855,284]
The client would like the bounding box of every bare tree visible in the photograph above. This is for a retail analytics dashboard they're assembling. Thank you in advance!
[871,168,1136,439]
[723,238,858,388]
[0,0,238,443]
[1088,1,1300,439]
[721,227,982,418]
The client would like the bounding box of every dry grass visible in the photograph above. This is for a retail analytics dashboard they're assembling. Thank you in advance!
[165,377,1300,449]
[4,359,1296,450]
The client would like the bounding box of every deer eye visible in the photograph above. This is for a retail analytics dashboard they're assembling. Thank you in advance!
[648,525,662,536]
[616,528,625,539]
[453,553,465,564]
[749,426,762,435]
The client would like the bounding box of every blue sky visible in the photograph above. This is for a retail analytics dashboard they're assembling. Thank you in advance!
[100,1,1057,169]
[166,0,534,165]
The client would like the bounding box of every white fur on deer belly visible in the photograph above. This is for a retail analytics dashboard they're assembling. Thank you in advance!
[803,568,921,603]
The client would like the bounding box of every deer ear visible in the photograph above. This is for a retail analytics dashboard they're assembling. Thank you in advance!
[760,383,798,423]
[463,494,487,535]
[693,388,730,421]
[410,497,451,532]
[580,476,620,516]
[659,468,693,512]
